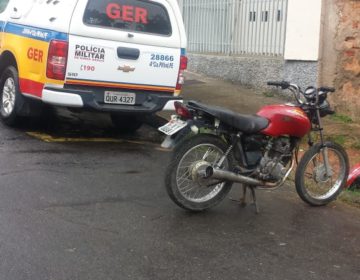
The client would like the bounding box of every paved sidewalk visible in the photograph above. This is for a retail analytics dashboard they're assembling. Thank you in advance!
[181,71,283,114]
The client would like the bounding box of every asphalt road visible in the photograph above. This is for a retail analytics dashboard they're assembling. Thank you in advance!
[0,110,359,280]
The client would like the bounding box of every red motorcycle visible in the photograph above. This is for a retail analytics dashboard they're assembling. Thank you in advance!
[159,81,349,212]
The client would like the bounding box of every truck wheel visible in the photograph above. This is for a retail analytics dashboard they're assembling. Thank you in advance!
[0,66,25,126]
[110,114,143,133]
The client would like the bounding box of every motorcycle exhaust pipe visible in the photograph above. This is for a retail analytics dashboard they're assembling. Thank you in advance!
[204,165,278,188]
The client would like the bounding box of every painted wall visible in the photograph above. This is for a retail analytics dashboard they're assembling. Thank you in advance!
[284,0,322,61]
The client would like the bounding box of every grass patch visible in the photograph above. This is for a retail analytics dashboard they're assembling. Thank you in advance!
[326,134,346,145]
[339,189,360,207]
[351,141,360,150]
[263,91,275,98]
[325,135,346,146]
[330,113,353,124]
[340,182,360,207]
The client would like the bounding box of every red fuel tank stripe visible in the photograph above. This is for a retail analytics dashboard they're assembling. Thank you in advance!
[19,78,44,98]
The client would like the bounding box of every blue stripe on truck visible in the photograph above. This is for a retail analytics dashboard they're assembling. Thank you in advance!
[4,22,68,42]
[0,20,5,32]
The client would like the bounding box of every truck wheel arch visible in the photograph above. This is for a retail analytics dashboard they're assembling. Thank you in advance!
[0,51,40,119]
[0,51,18,78]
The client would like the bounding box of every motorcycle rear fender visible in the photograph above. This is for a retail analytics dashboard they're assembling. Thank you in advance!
[160,119,198,149]
[161,120,208,149]
[346,163,360,188]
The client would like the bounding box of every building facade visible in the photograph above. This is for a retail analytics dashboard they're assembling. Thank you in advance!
[178,0,360,119]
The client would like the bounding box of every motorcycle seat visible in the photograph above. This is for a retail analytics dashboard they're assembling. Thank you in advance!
[188,101,269,133]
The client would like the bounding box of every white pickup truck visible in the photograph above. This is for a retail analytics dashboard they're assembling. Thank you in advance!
[0,0,187,131]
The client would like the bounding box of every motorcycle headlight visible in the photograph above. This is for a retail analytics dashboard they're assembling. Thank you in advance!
[319,100,334,117]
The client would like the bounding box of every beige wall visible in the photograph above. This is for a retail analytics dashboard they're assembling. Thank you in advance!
[285,0,322,61]
[320,0,360,120]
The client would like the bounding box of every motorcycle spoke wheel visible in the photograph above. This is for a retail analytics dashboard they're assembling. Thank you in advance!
[295,142,349,206]
[176,144,228,203]
[165,134,234,211]
[303,149,345,199]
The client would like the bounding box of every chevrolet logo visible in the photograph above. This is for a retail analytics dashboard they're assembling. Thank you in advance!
[118,65,136,73]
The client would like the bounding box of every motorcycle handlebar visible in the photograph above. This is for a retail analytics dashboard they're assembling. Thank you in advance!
[268,82,335,93]
[267,81,335,107]
[319,86,335,93]
[267,81,290,89]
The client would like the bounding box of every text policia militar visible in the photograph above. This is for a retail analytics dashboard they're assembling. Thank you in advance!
[106,3,148,24]
[75,45,105,62]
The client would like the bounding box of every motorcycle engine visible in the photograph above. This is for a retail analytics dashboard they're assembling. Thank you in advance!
[258,137,293,181]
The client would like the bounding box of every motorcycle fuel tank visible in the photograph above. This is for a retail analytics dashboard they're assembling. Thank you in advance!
[257,104,311,138]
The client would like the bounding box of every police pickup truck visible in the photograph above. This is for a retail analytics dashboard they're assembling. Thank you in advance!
[0,0,187,131]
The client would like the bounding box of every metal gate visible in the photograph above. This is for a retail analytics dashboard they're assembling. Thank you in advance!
[179,0,288,56]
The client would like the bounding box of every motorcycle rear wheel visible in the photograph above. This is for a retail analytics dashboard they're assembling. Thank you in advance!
[165,134,234,212]
[295,142,349,206]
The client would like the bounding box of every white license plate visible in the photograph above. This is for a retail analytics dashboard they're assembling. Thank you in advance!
[104,91,136,105]
[158,119,187,136]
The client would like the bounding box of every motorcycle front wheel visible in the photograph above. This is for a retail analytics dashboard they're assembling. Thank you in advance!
[165,134,234,212]
[295,141,349,206]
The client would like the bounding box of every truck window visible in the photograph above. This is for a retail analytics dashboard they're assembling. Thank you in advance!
[83,0,172,36]
[0,0,9,13]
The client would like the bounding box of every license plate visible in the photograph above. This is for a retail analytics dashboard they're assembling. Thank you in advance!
[158,119,187,136]
[104,91,136,105]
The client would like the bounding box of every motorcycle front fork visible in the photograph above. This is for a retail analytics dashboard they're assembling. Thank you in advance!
[308,110,333,177]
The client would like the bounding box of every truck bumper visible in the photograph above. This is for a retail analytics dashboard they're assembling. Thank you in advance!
[42,87,182,113]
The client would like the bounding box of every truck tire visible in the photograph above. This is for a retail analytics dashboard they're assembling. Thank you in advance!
[0,66,25,126]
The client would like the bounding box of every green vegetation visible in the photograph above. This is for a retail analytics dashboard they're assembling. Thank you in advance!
[263,91,275,98]
[330,113,353,124]
[340,188,360,207]
[326,134,346,145]
[351,141,360,150]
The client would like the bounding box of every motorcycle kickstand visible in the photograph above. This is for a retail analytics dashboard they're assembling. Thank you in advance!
[230,185,259,214]
[249,187,260,214]
[229,184,248,206]
[240,185,248,207]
